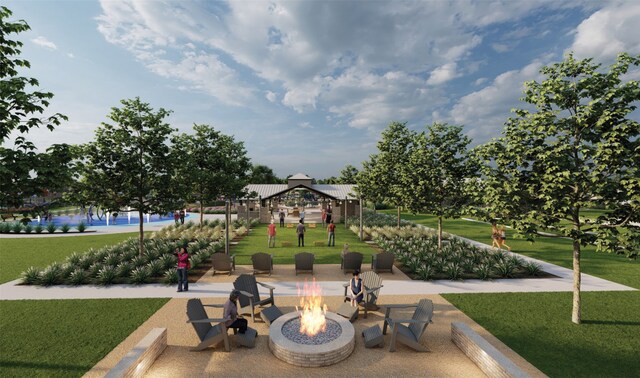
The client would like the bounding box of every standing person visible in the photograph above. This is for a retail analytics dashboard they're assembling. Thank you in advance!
[267,220,277,248]
[179,209,186,224]
[296,220,306,247]
[321,208,327,228]
[279,209,285,228]
[87,204,94,225]
[300,209,305,223]
[348,270,364,307]
[326,205,332,224]
[491,222,501,249]
[176,247,190,292]
[174,211,180,225]
[498,225,512,251]
[327,220,336,246]
[223,290,248,334]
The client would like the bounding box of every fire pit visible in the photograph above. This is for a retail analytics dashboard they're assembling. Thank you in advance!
[268,280,355,367]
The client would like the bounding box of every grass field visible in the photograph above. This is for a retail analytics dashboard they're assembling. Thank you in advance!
[380,211,639,289]
[0,298,169,378]
[232,223,379,265]
[0,233,142,284]
[443,291,640,377]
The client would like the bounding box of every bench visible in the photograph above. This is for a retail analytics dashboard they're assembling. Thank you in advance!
[313,240,325,247]
[105,328,167,378]
[1,213,17,221]
[451,322,530,378]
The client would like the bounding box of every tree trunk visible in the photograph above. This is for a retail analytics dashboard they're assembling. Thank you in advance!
[225,199,230,255]
[438,216,443,252]
[572,239,582,324]
[397,206,401,228]
[138,209,145,255]
[359,197,363,241]
[200,202,204,227]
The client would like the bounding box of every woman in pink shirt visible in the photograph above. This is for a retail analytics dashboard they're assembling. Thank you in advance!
[176,247,190,292]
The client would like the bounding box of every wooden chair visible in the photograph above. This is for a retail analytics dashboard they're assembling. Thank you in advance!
[212,253,236,276]
[251,252,273,276]
[341,252,363,274]
[342,271,383,318]
[371,251,395,273]
[383,299,434,352]
[186,298,229,352]
[233,274,275,322]
[294,252,314,275]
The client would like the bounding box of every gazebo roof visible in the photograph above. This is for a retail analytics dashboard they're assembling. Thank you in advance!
[243,183,358,200]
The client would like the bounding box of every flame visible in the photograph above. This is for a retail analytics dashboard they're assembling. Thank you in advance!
[296,278,327,337]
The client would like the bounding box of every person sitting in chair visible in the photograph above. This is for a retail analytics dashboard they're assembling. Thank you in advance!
[224,290,248,334]
[348,270,364,307]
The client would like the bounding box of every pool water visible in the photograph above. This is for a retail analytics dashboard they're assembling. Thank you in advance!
[30,212,189,227]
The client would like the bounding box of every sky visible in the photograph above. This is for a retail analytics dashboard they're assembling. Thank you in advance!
[4,0,640,179]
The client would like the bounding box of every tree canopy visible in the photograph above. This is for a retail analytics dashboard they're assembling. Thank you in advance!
[479,53,640,324]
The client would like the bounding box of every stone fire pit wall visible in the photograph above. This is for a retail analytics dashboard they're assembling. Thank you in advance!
[269,312,355,367]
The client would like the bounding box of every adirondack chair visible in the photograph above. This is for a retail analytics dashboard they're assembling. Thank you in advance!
[383,298,434,352]
[251,252,273,276]
[294,252,314,275]
[341,252,363,274]
[371,251,395,273]
[233,274,275,322]
[212,253,236,276]
[186,298,230,352]
[342,271,383,318]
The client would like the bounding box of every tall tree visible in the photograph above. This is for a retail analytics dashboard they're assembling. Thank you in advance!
[404,123,479,251]
[358,122,415,226]
[480,53,640,324]
[0,6,69,209]
[249,164,281,184]
[83,98,177,254]
[338,164,359,183]
[174,124,251,226]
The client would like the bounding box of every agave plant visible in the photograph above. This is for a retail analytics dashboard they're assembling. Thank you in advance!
[60,223,71,233]
[146,260,164,277]
[21,267,41,285]
[159,254,177,270]
[524,262,542,276]
[68,269,89,285]
[40,264,63,286]
[163,268,178,284]
[103,252,120,267]
[445,262,464,281]
[130,267,151,284]
[11,222,23,233]
[416,264,435,281]
[97,266,117,285]
[494,260,516,278]
[46,222,57,233]
[116,262,134,278]
[474,264,492,280]
[23,224,33,234]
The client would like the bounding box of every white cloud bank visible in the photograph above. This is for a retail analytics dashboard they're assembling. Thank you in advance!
[31,36,57,50]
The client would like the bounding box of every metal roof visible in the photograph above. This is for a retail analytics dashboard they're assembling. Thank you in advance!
[288,173,312,180]
[243,184,358,200]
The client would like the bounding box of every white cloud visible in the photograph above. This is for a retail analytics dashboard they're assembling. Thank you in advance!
[427,63,459,86]
[298,122,313,129]
[474,77,488,86]
[570,2,640,61]
[491,43,510,53]
[265,91,277,102]
[67,52,75,59]
[31,36,57,50]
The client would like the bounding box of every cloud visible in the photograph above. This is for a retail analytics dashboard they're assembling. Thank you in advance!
[265,91,277,102]
[450,59,546,143]
[427,63,459,86]
[570,2,640,61]
[67,53,75,59]
[31,36,57,50]
[491,43,510,53]
[298,122,313,129]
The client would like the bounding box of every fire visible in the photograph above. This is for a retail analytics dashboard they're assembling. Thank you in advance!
[296,278,328,337]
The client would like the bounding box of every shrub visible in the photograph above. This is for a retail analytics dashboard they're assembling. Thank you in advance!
[68,269,89,285]
[46,222,57,233]
[34,224,43,234]
[104,252,120,267]
[494,260,516,278]
[130,267,151,284]
[116,262,134,278]
[11,222,23,233]
[163,268,178,284]
[40,264,63,286]
[524,262,542,276]
[445,262,464,280]
[0,223,10,233]
[474,264,492,280]
[23,224,33,234]
[97,266,117,285]
[21,267,41,285]
[77,221,87,233]
[146,260,164,277]
[416,264,435,281]
[60,223,71,233]
[159,254,177,270]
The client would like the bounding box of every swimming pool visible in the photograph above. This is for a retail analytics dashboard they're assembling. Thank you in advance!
[30,212,190,227]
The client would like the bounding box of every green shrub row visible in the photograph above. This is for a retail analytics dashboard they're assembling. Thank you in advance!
[346,211,414,228]
[0,222,87,234]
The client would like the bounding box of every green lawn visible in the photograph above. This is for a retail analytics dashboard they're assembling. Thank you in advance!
[0,233,142,284]
[443,291,640,377]
[0,298,169,378]
[381,211,639,289]
[232,224,379,264]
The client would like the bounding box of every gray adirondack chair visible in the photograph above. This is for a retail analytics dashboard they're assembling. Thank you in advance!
[383,298,434,352]
[212,253,236,276]
[371,251,395,273]
[186,298,230,352]
[342,271,383,318]
[341,252,363,274]
[251,252,273,276]
[294,252,314,275]
[233,274,275,322]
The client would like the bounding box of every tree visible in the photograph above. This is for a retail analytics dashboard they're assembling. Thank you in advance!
[249,164,281,184]
[338,164,359,183]
[0,6,69,209]
[404,123,479,251]
[480,53,640,324]
[357,122,415,226]
[174,124,251,226]
[83,98,177,254]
